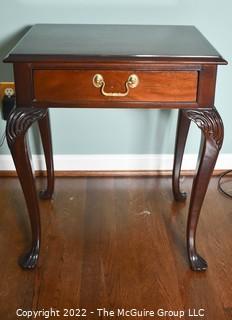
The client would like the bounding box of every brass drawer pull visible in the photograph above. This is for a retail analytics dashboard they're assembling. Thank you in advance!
[93,74,139,97]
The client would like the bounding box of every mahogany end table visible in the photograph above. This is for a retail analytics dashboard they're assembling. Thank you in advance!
[3,24,227,271]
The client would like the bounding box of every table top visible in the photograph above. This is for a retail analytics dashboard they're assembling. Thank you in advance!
[4,24,226,64]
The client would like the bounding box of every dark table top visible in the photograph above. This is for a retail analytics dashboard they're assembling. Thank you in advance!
[4,24,226,64]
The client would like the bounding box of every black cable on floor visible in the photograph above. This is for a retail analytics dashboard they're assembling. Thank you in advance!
[218,169,232,199]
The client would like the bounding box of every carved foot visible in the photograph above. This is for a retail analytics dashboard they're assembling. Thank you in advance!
[19,245,39,270]
[189,253,208,271]
[39,189,53,200]
[174,190,187,202]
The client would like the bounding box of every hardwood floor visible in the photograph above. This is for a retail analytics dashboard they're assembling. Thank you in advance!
[0,176,231,319]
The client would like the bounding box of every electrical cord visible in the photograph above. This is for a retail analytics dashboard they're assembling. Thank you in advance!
[0,91,16,148]
[218,169,232,198]
[0,132,6,147]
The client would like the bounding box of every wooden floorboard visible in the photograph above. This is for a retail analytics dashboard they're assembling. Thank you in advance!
[0,176,231,319]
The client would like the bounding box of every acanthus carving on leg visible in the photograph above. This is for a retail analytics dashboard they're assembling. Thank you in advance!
[7,108,48,147]
[183,107,223,271]
[6,107,48,269]
[184,108,223,149]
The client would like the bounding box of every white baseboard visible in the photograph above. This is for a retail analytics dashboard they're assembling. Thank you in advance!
[0,154,231,171]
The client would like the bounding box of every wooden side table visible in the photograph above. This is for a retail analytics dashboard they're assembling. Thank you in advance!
[3,24,227,271]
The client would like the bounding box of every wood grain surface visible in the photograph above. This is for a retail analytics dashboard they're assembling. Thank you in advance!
[33,70,198,104]
[4,25,226,64]
[0,176,231,319]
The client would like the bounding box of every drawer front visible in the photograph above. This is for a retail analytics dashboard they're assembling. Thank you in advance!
[33,69,198,104]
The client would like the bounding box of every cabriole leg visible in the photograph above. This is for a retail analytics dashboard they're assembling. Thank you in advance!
[172,110,191,201]
[38,110,54,200]
[6,107,48,269]
[184,107,224,271]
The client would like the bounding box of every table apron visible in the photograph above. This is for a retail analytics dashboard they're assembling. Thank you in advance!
[13,63,217,109]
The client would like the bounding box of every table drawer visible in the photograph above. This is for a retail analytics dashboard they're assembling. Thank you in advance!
[33,69,198,104]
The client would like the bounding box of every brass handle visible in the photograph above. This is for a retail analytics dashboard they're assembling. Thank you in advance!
[93,74,139,97]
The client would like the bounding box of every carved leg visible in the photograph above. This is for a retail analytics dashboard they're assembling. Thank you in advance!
[184,107,224,271]
[6,108,48,269]
[172,110,191,201]
[38,110,54,200]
